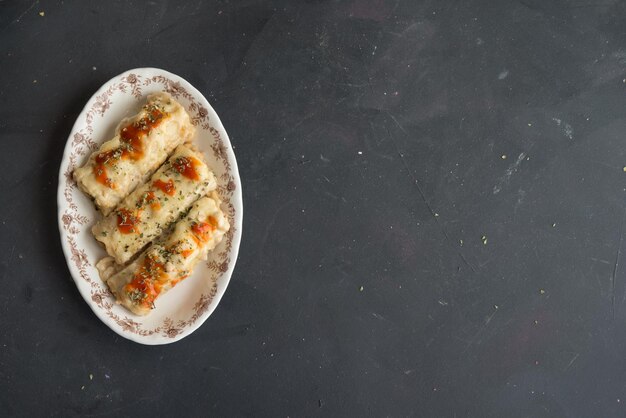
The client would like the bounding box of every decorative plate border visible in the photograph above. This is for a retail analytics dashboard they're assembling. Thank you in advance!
[57,68,243,344]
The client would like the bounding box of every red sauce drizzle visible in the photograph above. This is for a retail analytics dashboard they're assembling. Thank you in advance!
[134,191,160,212]
[191,216,218,244]
[153,179,176,196]
[173,156,200,180]
[116,208,140,234]
[94,151,118,189]
[124,253,166,308]
[145,191,160,210]
[170,274,188,287]
[93,105,165,188]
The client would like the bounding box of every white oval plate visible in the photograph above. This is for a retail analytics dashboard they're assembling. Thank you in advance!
[57,68,242,345]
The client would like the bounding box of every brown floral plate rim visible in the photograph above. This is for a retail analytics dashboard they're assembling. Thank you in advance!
[56,68,243,345]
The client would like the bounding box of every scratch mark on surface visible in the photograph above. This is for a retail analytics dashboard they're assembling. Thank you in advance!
[564,353,580,371]
[564,124,573,139]
[568,3,617,9]
[385,21,420,38]
[386,111,408,135]
[382,116,476,273]
[14,0,39,24]
[611,207,626,320]
[493,152,527,194]
[590,257,612,265]
[478,258,493,268]
[594,268,604,296]
[360,54,375,96]
[484,309,498,326]
[577,264,602,296]
[8,245,15,266]
[323,190,341,201]
[532,245,541,264]
[0,0,39,34]
[612,50,626,65]
[260,199,295,251]
[588,159,621,171]
[333,82,369,88]
[372,312,386,321]
[463,308,499,354]
[292,111,317,131]
[514,188,526,215]
[552,117,573,140]
[83,395,160,416]
[2,245,16,280]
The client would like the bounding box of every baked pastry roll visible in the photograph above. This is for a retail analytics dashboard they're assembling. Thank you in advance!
[98,194,230,315]
[92,144,216,264]
[73,92,194,214]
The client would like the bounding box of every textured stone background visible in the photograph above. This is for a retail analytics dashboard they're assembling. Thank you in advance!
[2,1,626,416]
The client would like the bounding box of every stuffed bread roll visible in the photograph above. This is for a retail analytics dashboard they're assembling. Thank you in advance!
[98,194,230,315]
[92,144,216,265]
[73,92,195,214]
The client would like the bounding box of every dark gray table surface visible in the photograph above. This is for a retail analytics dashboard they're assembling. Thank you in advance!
[2,0,626,416]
